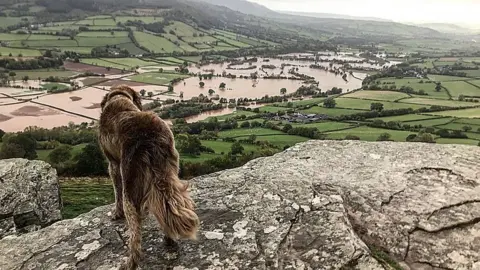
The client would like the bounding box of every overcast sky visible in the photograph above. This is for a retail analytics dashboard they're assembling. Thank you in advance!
[249,0,480,26]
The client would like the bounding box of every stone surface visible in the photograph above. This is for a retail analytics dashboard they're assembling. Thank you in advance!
[0,158,62,239]
[1,141,480,269]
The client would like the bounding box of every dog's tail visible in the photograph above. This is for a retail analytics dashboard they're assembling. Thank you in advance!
[147,163,200,241]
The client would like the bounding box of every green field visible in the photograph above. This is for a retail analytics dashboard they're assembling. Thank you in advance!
[205,111,257,121]
[116,16,162,24]
[0,47,41,57]
[37,143,87,161]
[13,70,78,79]
[178,56,203,63]
[464,70,480,78]
[0,33,29,40]
[260,106,291,113]
[213,34,251,48]
[336,97,427,110]
[378,77,449,99]
[24,39,78,47]
[117,43,148,55]
[300,107,362,116]
[128,72,190,85]
[164,21,200,37]
[276,97,326,107]
[435,138,480,146]
[41,83,70,92]
[325,126,413,141]
[443,81,480,98]
[156,57,185,64]
[342,90,410,101]
[76,31,129,37]
[427,75,471,82]
[80,58,130,70]
[406,117,454,127]
[201,140,259,154]
[218,128,285,138]
[291,121,355,132]
[134,31,181,53]
[400,97,474,108]
[454,118,480,125]
[435,122,480,132]
[0,17,33,27]
[94,18,116,26]
[374,114,438,122]
[60,180,114,219]
[99,58,156,68]
[469,80,480,88]
[250,135,309,148]
[76,36,130,47]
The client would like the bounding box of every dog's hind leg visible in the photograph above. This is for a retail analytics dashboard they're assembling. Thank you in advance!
[119,163,148,270]
[109,162,124,220]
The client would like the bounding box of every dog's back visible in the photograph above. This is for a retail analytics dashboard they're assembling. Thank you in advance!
[99,86,199,270]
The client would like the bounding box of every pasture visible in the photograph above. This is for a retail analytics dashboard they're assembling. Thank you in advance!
[127,72,190,85]
[427,107,480,118]
[373,114,438,122]
[218,128,285,138]
[342,90,410,101]
[335,97,427,110]
[443,81,480,98]
[134,31,181,53]
[325,126,413,141]
[0,47,41,56]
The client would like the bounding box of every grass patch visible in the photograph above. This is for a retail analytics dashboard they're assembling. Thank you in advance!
[41,83,70,92]
[0,47,41,57]
[13,70,78,79]
[326,126,413,141]
[80,58,130,70]
[99,58,155,68]
[0,17,33,27]
[76,31,129,37]
[127,72,189,85]
[342,90,410,101]
[60,180,114,219]
[443,81,480,98]
[399,97,474,107]
[427,74,471,81]
[94,18,116,26]
[335,97,427,110]
[300,107,362,116]
[134,31,181,53]
[378,77,449,99]
[291,121,355,132]
[373,114,438,122]
[156,57,185,64]
[436,122,480,132]
[178,56,202,63]
[276,97,326,108]
[406,117,454,126]
[435,138,479,146]
[427,107,480,118]
[0,33,29,40]
[116,16,162,24]
[76,36,131,47]
[218,128,284,138]
[117,42,148,55]
[454,118,480,126]
[205,111,257,121]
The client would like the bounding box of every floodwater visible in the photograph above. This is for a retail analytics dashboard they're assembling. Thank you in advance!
[35,87,106,119]
[0,101,89,132]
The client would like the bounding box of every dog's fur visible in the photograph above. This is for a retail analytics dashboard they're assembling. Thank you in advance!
[98,85,200,270]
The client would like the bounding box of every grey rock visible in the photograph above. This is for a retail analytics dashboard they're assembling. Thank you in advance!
[1,141,480,269]
[0,158,62,239]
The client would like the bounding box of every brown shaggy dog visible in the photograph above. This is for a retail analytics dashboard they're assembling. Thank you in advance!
[98,85,200,270]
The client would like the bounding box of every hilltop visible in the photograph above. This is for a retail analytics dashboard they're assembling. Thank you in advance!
[2,140,480,269]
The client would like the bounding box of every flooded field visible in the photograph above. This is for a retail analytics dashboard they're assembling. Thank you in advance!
[0,102,89,132]
[36,87,105,119]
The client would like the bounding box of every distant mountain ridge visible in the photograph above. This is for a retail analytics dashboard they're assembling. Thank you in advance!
[186,0,276,16]
[278,10,392,22]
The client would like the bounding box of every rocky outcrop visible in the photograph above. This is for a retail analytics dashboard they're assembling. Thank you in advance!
[0,159,62,240]
[1,141,480,269]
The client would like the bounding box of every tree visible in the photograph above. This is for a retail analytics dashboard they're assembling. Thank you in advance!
[159,68,163,73]
[376,133,392,141]
[459,95,465,101]
[411,132,435,143]
[140,89,146,96]
[0,133,37,160]
[280,88,287,95]
[73,142,108,176]
[230,142,244,155]
[179,91,184,99]
[168,85,174,92]
[147,92,153,98]
[323,97,336,108]
[462,126,472,132]
[282,124,293,133]
[435,82,442,92]
[199,82,205,88]
[48,145,73,164]
[370,103,384,112]
[219,82,226,89]
[9,71,16,83]
[176,134,202,156]
[240,121,251,128]
[22,75,29,82]
[208,89,215,95]
[0,129,4,141]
